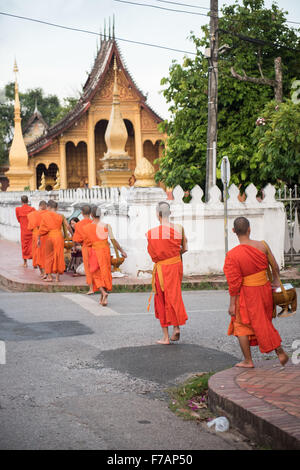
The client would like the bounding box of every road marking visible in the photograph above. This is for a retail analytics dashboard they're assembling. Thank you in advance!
[62,294,120,317]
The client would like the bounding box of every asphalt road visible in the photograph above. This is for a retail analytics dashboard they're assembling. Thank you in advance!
[0,289,299,450]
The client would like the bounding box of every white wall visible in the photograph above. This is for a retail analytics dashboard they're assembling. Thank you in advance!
[0,183,285,275]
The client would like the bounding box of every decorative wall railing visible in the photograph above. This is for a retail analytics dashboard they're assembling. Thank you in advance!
[276,185,300,265]
[58,187,122,204]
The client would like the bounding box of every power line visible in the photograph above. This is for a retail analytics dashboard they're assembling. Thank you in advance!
[154,0,210,10]
[112,0,209,17]
[219,28,300,52]
[113,0,300,25]
[0,11,196,55]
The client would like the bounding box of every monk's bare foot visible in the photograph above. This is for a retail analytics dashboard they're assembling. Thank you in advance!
[21,262,28,268]
[156,339,170,345]
[55,276,60,283]
[235,360,255,368]
[100,293,108,306]
[44,276,53,282]
[275,347,289,366]
[86,290,94,295]
[170,330,180,341]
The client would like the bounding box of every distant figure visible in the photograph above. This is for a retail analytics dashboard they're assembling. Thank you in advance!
[15,195,35,267]
[67,217,83,276]
[72,205,93,293]
[82,206,127,306]
[27,200,47,277]
[146,201,188,345]
[223,216,289,368]
[128,174,136,187]
[38,200,65,282]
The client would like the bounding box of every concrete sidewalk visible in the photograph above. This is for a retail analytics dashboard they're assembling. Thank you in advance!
[0,239,227,292]
[209,360,300,450]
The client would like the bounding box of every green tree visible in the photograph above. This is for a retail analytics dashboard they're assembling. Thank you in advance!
[250,100,300,186]
[155,0,300,192]
[0,84,77,165]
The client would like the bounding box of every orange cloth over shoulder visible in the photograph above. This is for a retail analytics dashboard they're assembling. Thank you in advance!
[146,224,188,328]
[82,222,112,292]
[27,209,47,268]
[73,218,93,285]
[223,244,281,354]
[38,211,65,274]
[15,204,35,259]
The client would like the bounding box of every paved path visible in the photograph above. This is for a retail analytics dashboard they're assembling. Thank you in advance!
[0,284,299,449]
[209,360,300,449]
[0,290,253,450]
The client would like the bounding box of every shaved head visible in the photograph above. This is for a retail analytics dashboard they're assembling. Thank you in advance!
[39,200,47,209]
[82,205,91,216]
[21,195,28,204]
[233,217,250,236]
[47,199,58,210]
[156,201,171,219]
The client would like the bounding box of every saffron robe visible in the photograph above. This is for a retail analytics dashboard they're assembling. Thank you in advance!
[223,244,282,354]
[72,218,93,284]
[27,209,47,268]
[38,212,65,274]
[82,223,112,292]
[15,204,35,259]
[146,225,188,328]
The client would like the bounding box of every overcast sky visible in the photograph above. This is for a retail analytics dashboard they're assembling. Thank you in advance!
[0,0,299,119]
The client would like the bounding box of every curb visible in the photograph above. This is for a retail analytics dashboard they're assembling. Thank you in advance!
[0,272,228,293]
[208,365,300,450]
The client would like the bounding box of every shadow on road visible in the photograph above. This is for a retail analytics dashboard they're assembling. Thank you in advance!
[0,310,93,341]
[98,344,238,385]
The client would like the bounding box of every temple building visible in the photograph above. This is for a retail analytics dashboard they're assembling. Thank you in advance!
[7,31,166,191]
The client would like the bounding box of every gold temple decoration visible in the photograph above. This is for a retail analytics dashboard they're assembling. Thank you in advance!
[38,171,46,190]
[134,157,156,187]
[5,61,33,190]
[53,169,60,190]
[99,56,132,187]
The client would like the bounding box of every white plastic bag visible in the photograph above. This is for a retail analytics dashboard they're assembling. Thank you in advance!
[207,417,229,432]
[76,262,85,276]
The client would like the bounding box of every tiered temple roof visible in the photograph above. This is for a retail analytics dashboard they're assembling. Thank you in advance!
[27,38,163,156]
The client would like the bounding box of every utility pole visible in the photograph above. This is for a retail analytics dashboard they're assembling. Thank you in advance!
[205,0,218,201]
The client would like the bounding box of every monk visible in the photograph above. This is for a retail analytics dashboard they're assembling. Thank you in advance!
[223,216,289,368]
[38,200,65,282]
[27,200,47,277]
[146,201,188,345]
[83,206,127,306]
[72,204,93,294]
[15,195,35,267]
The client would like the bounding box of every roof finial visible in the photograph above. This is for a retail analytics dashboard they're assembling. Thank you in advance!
[104,19,106,40]
[99,27,102,46]
[13,59,18,81]
[34,98,38,114]
[109,17,111,40]
[113,14,115,39]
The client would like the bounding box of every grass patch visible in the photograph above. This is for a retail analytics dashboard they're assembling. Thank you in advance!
[167,372,215,422]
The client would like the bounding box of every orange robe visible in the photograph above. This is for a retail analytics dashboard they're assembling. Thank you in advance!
[72,218,93,284]
[27,209,47,268]
[82,223,112,292]
[15,204,35,259]
[223,244,282,354]
[146,225,188,328]
[38,212,65,274]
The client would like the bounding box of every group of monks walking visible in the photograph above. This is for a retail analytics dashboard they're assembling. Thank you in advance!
[16,196,289,367]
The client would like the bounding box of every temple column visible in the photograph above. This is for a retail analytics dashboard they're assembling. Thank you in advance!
[87,110,96,187]
[59,139,67,189]
[134,106,143,169]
